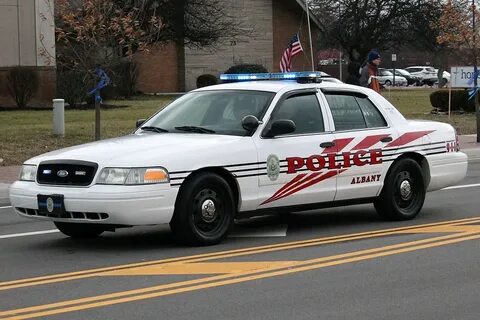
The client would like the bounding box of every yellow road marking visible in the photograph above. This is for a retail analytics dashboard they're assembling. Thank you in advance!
[2,231,478,319]
[1,217,479,291]
[102,262,298,276]
[397,225,480,233]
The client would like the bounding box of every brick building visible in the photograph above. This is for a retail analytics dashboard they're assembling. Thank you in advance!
[135,0,320,93]
[0,0,56,106]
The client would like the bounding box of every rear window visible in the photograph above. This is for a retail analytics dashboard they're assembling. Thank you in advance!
[324,93,387,131]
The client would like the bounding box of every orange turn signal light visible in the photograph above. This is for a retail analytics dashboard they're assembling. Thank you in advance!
[144,169,168,182]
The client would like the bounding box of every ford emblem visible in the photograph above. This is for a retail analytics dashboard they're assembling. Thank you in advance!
[57,170,69,178]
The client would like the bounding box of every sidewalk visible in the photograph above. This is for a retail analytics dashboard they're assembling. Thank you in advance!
[0,135,479,204]
[458,134,480,156]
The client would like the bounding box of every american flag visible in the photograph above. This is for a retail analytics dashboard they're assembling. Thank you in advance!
[279,34,303,72]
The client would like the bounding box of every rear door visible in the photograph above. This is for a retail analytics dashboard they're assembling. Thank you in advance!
[319,90,400,201]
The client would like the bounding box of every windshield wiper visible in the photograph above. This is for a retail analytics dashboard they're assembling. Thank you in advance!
[140,126,169,133]
[174,126,216,134]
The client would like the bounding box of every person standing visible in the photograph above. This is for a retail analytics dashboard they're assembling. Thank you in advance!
[359,51,381,93]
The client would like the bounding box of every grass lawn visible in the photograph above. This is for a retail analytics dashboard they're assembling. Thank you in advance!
[382,88,476,135]
[0,89,476,166]
[0,96,172,166]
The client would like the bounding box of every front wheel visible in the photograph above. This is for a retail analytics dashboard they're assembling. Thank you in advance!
[384,80,392,86]
[170,173,235,245]
[374,158,426,221]
[54,222,104,238]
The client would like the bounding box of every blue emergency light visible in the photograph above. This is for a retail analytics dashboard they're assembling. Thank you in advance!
[219,71,323,83]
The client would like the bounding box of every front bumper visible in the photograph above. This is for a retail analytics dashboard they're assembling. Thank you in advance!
[9,181,179,225]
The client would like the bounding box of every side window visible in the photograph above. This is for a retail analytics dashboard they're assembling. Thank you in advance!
[269,93,324,135]
[356,97,387,128]
[325,93,387,131]
[324,94,366,131]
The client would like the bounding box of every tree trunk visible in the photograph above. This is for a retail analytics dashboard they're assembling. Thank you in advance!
[175,1,186,92]
[95,100,101,141]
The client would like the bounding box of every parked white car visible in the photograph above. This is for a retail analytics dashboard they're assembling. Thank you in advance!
[377,69,407,86]
[405,66,438,86]
[9,72,468,245]
[434,69,451,85]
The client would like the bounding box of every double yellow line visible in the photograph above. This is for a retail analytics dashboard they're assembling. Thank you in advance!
[2,217,480,319]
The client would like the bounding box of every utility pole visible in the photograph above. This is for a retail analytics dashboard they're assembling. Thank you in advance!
[306,0,315,71]
[474,0,480,142]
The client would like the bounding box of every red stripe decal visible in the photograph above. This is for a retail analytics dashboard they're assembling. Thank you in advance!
[267,173,308,201]
[273,170,340,202]
[323,138,354,153]
[261,173,321,205]
[261,170,344,205]
[386,130,434,148]
[351,134,391,150]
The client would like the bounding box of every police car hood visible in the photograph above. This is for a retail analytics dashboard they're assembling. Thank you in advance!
[27,133,256,169]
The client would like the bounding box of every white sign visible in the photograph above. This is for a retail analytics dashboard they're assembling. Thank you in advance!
[391,54,397,62]
[451,66,480,88]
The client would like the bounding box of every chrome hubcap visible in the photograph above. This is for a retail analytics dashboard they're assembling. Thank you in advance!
[400,180,412,200]
[201,199,216,222]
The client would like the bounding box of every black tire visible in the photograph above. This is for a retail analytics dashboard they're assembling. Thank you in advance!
[54,222,104,238]
[374,158,426,221]
[385,80,392,86]
[170,172,235,245]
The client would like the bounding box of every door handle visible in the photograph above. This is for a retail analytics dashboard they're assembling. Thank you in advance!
[380,136,393,143]
[320,141,336,148]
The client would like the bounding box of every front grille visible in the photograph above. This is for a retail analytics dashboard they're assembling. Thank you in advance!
[37,160,98,186]
[16,207,109,220]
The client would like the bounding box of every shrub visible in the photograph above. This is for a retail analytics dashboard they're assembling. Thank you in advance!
[56,69,88,108]
[196,74,218,88]
[7,67,39,108]
[430,90,478,112]
[224,64,269,74]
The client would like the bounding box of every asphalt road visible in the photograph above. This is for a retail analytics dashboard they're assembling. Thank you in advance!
[1,160,480,320]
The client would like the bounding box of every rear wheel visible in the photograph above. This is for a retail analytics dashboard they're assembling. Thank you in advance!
[54,222,104,238]
[170,172,235,245]
[374,158,426,221]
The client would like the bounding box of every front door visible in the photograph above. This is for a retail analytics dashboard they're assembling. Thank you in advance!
[254,90,337,209]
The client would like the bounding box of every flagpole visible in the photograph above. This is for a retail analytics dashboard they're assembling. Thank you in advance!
[306,0,315,71]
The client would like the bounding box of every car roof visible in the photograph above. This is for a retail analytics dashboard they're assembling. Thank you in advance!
[193,79,353,93]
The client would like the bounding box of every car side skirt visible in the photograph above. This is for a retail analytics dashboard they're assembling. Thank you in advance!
[237,197,378,219]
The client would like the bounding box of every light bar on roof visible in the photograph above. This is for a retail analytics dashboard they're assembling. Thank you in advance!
[219,71,323,82]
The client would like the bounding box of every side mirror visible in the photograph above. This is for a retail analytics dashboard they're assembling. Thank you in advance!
[136,119,146,128]
[264,119,296,138]
[241,115,260,133]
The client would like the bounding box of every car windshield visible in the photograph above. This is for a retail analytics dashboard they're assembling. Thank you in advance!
[381,70,393,76]
[426,67,436,72]
[140,90,275,136]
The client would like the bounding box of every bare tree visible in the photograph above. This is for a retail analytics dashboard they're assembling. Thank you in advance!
[310,0,432,81]
[112,0,247,48]
[54,0,247,141]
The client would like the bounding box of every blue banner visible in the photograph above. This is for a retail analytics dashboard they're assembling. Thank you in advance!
[88,68,111,103]
[467,69,480,100]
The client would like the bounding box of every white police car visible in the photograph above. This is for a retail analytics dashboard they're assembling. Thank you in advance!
[9,72,468,245]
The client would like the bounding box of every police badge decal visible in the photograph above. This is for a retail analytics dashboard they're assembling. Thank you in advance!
[267,154,280,181]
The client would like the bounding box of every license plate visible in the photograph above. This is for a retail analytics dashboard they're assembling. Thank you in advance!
[37,194,66,216]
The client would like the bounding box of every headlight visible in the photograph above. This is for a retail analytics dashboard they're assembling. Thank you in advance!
[20,165,37,182]
[96,167,169,185]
